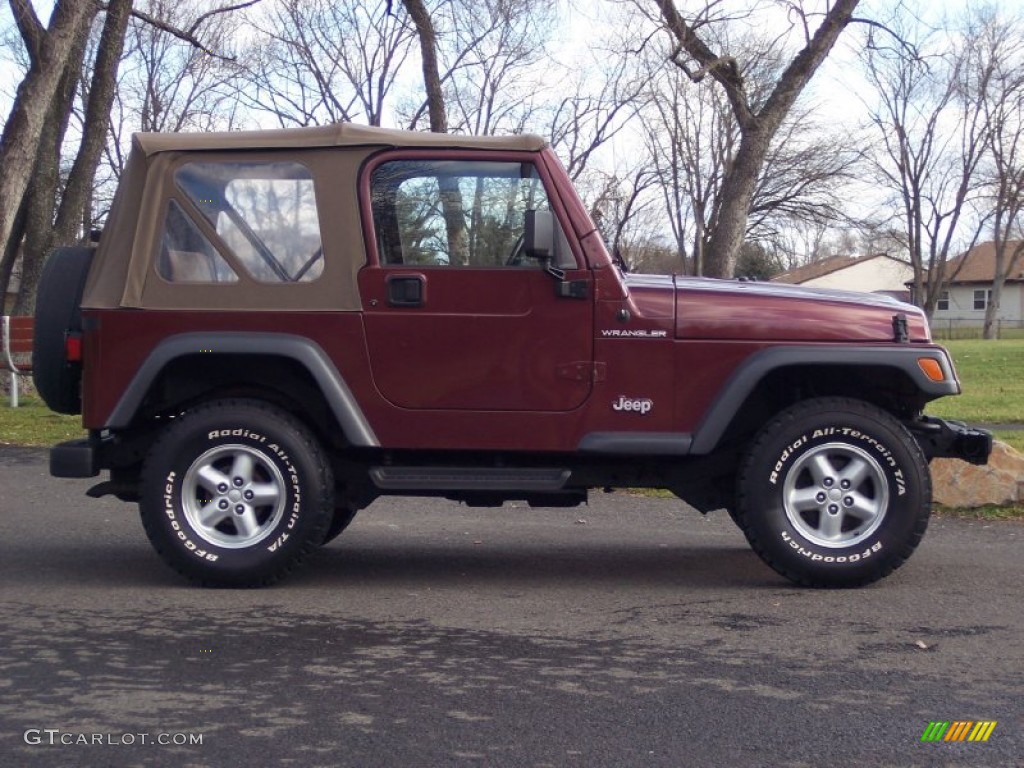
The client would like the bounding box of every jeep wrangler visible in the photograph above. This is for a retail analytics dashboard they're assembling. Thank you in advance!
[33,123,991,588]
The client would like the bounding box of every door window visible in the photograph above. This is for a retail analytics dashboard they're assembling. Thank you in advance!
[370,159,572,268]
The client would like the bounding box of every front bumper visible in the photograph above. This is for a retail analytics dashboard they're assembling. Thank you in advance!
[908,416,993,465]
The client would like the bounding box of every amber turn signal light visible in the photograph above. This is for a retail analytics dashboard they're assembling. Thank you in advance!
[917,357,945,382]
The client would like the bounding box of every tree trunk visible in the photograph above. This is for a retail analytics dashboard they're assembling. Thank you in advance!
[0,1,96,277]
[0,200,28,313]
[402,0,447,133]
[655,0,860,277]
[703,129,770,277]
[12,24,91,317]
[53,0,133,246]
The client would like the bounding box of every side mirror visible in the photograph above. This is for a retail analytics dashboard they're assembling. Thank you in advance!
[524,209,554,260]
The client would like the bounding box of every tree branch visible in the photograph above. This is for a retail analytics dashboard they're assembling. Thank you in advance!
[129,3,254,61]
[851,16,920,60]
[186,0,263,37]
[8,0,44,63]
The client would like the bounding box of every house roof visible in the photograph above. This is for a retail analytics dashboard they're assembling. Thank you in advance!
[945,240,1024,284]
[772,253,903,284]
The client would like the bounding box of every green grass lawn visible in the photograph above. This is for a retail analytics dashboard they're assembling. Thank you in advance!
[926,339,1024,426]
[0,393,85,446]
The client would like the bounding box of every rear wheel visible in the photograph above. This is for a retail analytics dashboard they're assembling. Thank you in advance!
[736,397,930,588]
[139,399,333,586]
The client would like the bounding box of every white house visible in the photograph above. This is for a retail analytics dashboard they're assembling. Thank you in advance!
[772,253,914,299]
[929,241,1024,331]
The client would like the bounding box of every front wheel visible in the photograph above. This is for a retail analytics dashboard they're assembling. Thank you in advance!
[139,399,334,587]
[735,397,931,588]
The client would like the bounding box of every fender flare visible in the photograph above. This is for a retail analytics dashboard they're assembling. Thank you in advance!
[106,332,378,447]
[688,345,959,455]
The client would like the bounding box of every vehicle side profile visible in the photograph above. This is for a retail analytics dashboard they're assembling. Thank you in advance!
[33,124,991,587]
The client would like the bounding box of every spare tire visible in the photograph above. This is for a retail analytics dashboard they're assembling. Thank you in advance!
[33,246,94,414]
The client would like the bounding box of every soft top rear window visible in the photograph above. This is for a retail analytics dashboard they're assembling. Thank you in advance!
[173,161,324,283]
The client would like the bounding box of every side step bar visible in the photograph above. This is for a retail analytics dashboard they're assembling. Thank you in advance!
[369,466,571,492]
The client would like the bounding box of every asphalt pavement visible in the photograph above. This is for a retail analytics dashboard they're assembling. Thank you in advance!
[0,444,1021,767]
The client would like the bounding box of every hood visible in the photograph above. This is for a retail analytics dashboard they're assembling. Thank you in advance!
[625,275,930,342]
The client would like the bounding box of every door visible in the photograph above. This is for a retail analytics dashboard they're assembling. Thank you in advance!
[360,156,593,412]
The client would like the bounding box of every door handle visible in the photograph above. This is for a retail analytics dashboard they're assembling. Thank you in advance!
[387,275,425,307]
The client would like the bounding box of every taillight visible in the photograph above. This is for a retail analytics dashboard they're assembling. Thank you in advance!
[65,332,82,362]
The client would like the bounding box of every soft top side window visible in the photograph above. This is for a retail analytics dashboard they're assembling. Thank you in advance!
[370,159,574,269]
[173,161,324,283]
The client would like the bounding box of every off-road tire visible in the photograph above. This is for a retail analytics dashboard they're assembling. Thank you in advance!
[736,397,931,588]
[139,399,333,587]
[32,246,94,414]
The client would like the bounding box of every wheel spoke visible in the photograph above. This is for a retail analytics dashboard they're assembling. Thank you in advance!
[234,509,260,538]
[231,452,256,485]
[789,487,822,512]
[838,457,871,490]
[846,493,881,522]
[817,510,844,541]
[196,464,230,494]
[198,500,229,528]
[807,453,835,485]
[248,482,280,507]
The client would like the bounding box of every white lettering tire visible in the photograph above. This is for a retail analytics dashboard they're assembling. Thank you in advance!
[139,399,334,586]
[736,397,931,588]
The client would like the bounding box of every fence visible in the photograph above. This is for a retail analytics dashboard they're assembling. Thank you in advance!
[931,318,1024,340]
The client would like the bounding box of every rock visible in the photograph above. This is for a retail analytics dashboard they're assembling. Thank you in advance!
[931,440,1024,508]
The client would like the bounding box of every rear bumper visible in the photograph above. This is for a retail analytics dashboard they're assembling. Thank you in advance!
[50,437,99,478]
[908,417,993,465]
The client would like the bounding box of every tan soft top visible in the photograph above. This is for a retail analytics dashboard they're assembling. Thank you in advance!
[83,124,549,311]
[133,123,547,155]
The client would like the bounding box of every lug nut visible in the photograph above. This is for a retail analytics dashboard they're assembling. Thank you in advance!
[844,497,854,507]
[823,478,834,487]
[816,492,827,503]
[217,483,228,493]
[244,490,254,501]
[840,480,851,490]
[233,477,244,487]
[218,500,229,510]
[828,504,839,514]
[235,504,245,514]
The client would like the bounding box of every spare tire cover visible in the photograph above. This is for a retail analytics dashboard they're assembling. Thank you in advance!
[33,246,94,414]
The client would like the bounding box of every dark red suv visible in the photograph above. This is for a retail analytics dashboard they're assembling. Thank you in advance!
[33,124,991,588]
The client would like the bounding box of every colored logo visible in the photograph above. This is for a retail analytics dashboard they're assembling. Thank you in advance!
[921,721,997,742]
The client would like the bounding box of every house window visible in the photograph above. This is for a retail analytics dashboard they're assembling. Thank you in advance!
[936,290,949,311]
[973,289,991,311]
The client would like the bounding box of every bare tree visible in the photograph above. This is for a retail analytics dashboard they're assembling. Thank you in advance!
[977,8,1024,339]
[862,8,994,317]
[10,0,134,316]
[438,0,552,136]
[636,22,857,276]
[402,0,447,132]
[545,45,645,183]
[2,0,258,314]
[649,0,862,278]
[587,166,659,269]
[0,0,97,307]
[241,0,412,127]
[643,58,732,275]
